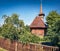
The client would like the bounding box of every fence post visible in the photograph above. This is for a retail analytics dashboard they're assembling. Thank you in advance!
[15,41,18,51]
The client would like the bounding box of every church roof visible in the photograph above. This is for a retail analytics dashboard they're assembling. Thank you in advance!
[30,16,46,28]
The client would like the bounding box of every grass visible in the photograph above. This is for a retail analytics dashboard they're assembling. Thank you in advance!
[0,48,8,51]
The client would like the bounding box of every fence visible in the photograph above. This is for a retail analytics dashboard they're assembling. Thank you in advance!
[0,38,59,51]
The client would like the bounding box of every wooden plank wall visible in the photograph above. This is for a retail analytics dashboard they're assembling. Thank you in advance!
[0,38,59,51]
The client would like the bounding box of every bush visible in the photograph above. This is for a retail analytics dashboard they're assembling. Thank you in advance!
[19,33,40,44]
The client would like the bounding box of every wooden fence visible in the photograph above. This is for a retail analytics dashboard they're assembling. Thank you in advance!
[0,38,59,51]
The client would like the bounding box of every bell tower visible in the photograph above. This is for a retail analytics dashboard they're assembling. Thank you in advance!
[30,0,47,38]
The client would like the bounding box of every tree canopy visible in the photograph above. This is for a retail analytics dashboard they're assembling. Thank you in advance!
[0,13,40,43]
[46,11,60,46]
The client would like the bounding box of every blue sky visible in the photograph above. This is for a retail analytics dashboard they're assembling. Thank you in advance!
[0,0,60,25]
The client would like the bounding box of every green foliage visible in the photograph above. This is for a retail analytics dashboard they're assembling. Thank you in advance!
[51,35,59,46]
[1,24,19,40]
[25,25,30,32]
[19,33,40,44]
[54,20,60,33]
[46,11,60,25]
[0,13,41,44]
[46,11,60,46]
[19,27,40,43]
[53,20,60,46]
[1,14,21,41]
[46,11,60,35]
[19,20,24,28]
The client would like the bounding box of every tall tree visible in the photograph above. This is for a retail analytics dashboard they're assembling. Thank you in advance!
[53,20,60,46]
[46,11,60,36]
[46,11,60,46]
[2,14,20,51]
[1,13,41,51]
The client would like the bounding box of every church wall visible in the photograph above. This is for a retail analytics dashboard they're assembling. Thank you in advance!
[31,29,44,36]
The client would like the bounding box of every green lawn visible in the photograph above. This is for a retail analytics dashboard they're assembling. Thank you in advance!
[0,48,8,51]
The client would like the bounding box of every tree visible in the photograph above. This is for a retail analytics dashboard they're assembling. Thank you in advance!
[46,11,60,46]
[2,14,20,51]
[0,13,41,51]
[46,11,60,36]
[53,20,60,46]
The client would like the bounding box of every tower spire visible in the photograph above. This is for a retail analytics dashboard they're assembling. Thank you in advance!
[39,0,45,16]
[40,0,42,14]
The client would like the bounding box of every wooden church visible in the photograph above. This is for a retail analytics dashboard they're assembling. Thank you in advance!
[30,3,47,37]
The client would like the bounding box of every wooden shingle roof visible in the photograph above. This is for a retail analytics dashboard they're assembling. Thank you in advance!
[30,16,46,28]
